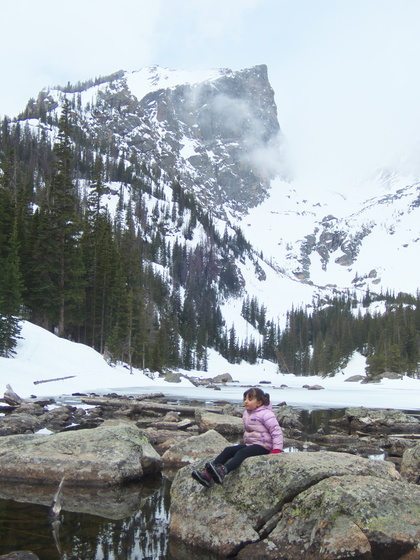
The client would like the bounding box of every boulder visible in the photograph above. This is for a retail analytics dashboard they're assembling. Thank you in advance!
[400,441,420,484]
[238,475,420,559]
[383,435,419,457]
[142,426,193,454]
[0,404,103,436]
[306,384,325,390]
[275,404,305,439]
[195,410,243,435]
[329,407,420,435]
[162,372,183,383]
[0,413,43,436]
[161,429,229,468]
[169,451,400,557]
[211,373,233,383]
[344,375,366,382]
[0,423,162,486]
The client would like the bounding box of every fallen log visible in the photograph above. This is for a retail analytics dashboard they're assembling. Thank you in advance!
[34,375,76,385]
[80,396,221,414]
[150,418,194,430]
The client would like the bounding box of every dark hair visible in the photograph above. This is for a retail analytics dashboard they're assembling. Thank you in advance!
[243,387,270,406]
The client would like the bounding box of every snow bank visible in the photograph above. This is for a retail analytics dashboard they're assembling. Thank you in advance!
[1,322,419,411]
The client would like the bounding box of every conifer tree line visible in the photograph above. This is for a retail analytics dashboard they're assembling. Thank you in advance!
[237,291,420,378]
[0,101,246,369]
[1,100,419,378]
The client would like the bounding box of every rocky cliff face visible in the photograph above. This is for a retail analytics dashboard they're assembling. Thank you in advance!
[139,65,283,212]
[32,64,285,217]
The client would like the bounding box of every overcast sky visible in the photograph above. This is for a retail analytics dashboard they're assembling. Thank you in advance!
[1,0,420,189]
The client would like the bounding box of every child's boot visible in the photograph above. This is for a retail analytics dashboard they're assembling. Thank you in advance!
[191,467,212,488]
[206,461,228,484]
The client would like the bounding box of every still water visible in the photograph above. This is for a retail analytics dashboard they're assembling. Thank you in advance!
[0,476,172,560]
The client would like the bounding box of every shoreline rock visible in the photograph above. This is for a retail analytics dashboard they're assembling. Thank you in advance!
[169,452,408,558]
[0,422,162,486]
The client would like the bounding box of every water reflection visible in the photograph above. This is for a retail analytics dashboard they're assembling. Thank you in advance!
[0,475,171,560]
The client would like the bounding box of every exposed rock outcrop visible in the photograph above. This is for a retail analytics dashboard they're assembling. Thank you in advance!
[237,475,420,559]
[0,423,162,486]
[400,441,420,484]
[169,451,403,558]
[195,409,243,435]
[329,407,420,435]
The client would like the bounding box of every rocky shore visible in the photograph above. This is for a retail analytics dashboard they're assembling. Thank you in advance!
[0,384,419,559]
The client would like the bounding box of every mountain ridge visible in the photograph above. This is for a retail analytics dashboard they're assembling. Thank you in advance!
[2,63,419,375]
[14,63,420,307]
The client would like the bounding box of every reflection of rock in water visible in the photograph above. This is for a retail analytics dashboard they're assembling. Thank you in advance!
[0,474,163,520]
[51,518,62,556]
[299,408,346,435]
[0,475,172,560]
[49,477,65,556]
[49,477,65,519]
[58,475,172,559]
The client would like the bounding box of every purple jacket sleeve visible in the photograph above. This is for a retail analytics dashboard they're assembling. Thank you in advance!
[264,410,284,451]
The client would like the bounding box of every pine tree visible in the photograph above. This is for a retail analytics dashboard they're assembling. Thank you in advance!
[47,99,85,337]
[0,217,23,357]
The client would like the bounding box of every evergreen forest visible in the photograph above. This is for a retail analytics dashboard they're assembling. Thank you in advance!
[1,100,419,379]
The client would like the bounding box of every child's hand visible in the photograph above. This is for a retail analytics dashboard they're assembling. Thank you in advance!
[270,449,282,454]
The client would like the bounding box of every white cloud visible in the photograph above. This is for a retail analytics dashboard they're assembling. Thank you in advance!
[1,0,163,116]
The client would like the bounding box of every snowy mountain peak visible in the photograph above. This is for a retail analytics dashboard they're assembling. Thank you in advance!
[125,65,232,100]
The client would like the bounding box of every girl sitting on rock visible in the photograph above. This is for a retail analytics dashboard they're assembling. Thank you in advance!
[192,387,284,487]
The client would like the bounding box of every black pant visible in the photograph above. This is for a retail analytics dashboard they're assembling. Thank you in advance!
[213,444,269,473]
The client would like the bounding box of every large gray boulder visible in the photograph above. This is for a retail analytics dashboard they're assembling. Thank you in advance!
[238,475,420,559]
[169,451,401,557]
[275,404,305,439]
[0,422,162,486]
[0,412,43,436]
[195,410,243,435]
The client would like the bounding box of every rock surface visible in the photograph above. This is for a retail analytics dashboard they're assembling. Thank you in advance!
[161,429,229,468]
[330,407,420,435]
[237,475,420,559]
[0,422,162,486]
[400,441,420,484]
[195,410,243,435]
[169,451,402,557]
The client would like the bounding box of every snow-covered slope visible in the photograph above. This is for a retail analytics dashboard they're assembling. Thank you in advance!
[242,173,420,297]
[1,321,419,411]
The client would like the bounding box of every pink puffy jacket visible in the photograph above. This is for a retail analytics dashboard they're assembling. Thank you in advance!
[242,405,284,451]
